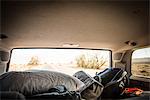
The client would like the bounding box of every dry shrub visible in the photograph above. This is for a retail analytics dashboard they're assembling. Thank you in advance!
[76,54,107,69]
[27,56,40,66]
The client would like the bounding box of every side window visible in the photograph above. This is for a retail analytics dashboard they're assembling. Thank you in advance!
[131,47,150,78]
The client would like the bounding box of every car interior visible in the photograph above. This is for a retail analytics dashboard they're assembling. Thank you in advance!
[0,0,150,100]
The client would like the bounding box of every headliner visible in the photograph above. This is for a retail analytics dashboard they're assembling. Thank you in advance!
[1,0,149,51]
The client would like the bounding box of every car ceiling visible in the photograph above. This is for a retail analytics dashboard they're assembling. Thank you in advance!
[1,0,149,51]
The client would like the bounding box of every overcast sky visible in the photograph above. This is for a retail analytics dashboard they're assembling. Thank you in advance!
[132,47,150,59]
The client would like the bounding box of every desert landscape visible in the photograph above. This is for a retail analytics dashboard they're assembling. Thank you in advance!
[9,63,108,77]
[132,58,150,78]
[9,50,110,77]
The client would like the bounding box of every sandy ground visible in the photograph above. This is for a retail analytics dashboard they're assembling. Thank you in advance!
[131,63,150,78]
[10,62,150,78]
[9,64,108,77]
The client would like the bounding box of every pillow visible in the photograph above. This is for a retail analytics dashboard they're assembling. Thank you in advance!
[0,71,84,96]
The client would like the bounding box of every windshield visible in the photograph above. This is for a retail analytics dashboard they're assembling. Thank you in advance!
[9,48,111,76]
